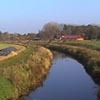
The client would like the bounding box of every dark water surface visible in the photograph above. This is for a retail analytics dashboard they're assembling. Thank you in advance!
[25,52,98,100]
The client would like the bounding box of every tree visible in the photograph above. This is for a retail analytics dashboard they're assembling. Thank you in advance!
[40,22,62,39]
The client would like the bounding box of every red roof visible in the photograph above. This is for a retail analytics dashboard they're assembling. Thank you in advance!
[61,35,83,39]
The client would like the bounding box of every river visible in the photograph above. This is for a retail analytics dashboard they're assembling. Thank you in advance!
[24,52,98,100]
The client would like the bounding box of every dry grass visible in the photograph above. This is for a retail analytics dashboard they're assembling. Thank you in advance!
[0,45,53,100]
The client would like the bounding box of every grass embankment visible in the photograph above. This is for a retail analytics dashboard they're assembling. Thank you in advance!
[49,40,100,51]
[0,45,53,100]
[44,41,100,83]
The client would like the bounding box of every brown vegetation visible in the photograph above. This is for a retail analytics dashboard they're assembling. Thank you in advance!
[0,45,53,100]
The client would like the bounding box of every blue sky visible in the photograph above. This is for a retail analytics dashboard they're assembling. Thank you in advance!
[0,0,100,34]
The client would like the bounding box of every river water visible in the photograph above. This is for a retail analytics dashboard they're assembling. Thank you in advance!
[25,52,98,100]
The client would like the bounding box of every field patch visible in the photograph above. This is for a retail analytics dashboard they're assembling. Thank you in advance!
[0,44,26,61]
[0,43,12,50]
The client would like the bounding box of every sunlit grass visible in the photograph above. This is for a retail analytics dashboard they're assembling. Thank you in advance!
[0,43,12,50]
[49,40,100,51]
[0,46,34,67]
[65,40,100,50]
[0,76,13,100]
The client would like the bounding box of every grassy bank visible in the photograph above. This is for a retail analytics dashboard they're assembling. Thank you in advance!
[49,40,100,51]
[0,45,53,100]
[0,76,14,100]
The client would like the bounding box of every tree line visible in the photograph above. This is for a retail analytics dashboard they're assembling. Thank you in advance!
[0,22,100,41]
[38,22,100,40]
[0,32,36,42]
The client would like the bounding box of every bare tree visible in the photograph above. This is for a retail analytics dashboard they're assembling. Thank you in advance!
[40,22,62,39]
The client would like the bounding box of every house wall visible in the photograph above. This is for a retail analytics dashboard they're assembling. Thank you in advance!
[76,38,84,41]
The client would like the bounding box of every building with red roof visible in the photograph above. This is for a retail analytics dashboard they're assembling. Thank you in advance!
[60,35,84,41]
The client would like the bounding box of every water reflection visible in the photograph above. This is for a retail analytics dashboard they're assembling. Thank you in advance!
[24,52,98,100]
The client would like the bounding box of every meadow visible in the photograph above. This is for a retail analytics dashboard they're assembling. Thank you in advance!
[0,43,12,50]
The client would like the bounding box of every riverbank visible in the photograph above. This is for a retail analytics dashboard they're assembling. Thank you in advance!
[25,51,97,100]
[0,45,53,100]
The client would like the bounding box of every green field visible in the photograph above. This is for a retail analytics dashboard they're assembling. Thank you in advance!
[65,40,100,48]
[0,44,12,50]
[0,76,14,100]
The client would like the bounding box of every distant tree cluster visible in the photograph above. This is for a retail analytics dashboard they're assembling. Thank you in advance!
[38,22,100,40]
[0,32,36,42]
[62,24,100,40]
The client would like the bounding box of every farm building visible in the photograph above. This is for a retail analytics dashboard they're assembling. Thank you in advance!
[60,35,84,41]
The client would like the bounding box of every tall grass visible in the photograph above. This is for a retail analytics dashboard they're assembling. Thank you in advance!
[0,45,53,100]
